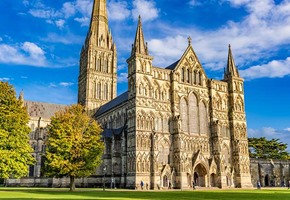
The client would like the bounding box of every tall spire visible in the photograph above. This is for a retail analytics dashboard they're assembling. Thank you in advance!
[224,44,239,79]
[88,0,111,49]
[132,16,148,55]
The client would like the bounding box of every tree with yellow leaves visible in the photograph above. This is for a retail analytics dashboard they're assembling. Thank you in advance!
[45,104,104,191]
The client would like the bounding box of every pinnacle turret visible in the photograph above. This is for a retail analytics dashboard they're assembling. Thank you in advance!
[131,16,148,55]
[224,44,240,80]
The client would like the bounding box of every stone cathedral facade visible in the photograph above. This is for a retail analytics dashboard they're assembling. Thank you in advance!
[7,0,290,189]
[77,0,253,189]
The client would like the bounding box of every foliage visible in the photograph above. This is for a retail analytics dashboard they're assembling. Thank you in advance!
[0,82,35,179]
[248,137,290,160]
[45,104,104,191]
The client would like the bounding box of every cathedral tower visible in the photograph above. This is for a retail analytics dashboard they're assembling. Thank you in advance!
[225,45,252,187]
[78,0,117,114]
[126,16,154,188]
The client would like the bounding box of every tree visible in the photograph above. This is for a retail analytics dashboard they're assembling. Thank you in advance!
[0,82,35,180]
[45,104,104,191]
[248,137,290,160]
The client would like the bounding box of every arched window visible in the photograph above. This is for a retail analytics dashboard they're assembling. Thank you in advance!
[180,98,188,132]
[104,83,108,100]
[196,71,200,85]
[199,102,208,134]
[181,68,185,82]
[187,69,190,83]
[188,93,198,134]
[97,82,102,99]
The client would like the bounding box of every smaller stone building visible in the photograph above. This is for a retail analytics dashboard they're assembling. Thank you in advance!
[250,159,290,187]
[24,98,67,178]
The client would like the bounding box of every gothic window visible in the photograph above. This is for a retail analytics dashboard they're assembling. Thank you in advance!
[163,117,169,132]
[97,58,101,71]
[199,73,203,86]
[196,71,200,85]
[199,102,208,134]
[187,69,190,83]
[181,68,185,82]
[139,84,142,95]
[158,139,169,165]
[31,124,35,131]
[94,82,97,98]
[155,89,159,99]
[180,98,188,132]
[193,70,197,84]
[103,59,108,73]
[97,82,102,99]
[104,83,108,100]
[188,93,198,134]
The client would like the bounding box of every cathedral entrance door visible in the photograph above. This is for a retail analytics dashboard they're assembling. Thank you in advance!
[210,173,217,187]
[194,172,199,186]
[265,174,269,186]
[187,173,192,187]
[163,175,168,188]
[194,164,208,187]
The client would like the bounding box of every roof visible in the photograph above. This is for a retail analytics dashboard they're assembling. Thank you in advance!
[165,59,180,70]
[102,126,125,138]
[95,91,128,117]
[24,100,67,119]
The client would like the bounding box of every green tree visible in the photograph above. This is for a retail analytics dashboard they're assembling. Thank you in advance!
[248,137,290,160]
[45,104,104,191]
[0,82,35,181]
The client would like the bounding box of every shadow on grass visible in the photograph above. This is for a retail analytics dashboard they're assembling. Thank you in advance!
[0,188,290,200]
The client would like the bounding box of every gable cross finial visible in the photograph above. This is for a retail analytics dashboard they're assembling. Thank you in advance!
[188,36,192,46]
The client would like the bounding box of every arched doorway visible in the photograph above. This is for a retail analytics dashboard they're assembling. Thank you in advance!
[187,173,192,187]
[210,173,217,187]
[194,164,208,187]
[163,175,168,187]
[265,174,269,186]
[226,175,231,187]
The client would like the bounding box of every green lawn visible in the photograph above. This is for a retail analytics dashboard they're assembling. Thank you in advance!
[0,187,289,200]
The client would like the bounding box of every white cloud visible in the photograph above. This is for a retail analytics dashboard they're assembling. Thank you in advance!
[189,0,200,6]
[60,82,74,87]
[118,73,128,83]
[132,0,159,22]
[62,2,76,18]
[284,128,290,132]
[108,0,130,21]
[0,42,46,67]
[144,0,290,78]
[22,0,29,6]
[0,77,11,81]
[22,42,45,59]
[29,8,60,19]
[248,127,290,150]
[55,19,65,28]
[148,35,188,67]
[41,33,83,45]
[240,57,290,79]
[74,17,90,26]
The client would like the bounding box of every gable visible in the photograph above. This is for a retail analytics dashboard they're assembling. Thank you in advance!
[172,45,208,82]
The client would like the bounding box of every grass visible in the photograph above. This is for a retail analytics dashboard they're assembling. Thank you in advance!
[0,187,289,200]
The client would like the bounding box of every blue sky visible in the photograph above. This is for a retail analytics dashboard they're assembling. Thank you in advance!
[0,0,290,146]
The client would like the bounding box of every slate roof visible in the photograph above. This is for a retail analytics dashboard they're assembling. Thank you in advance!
[95,91,129,117]
[165,59,180,70]
[24,100,67,119]
[102,126,125,138]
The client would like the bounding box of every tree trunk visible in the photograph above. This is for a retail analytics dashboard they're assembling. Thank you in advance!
[69,176,76,191]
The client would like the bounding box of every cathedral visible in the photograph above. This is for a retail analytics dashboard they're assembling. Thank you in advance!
[77,0,253,189]
[7,0,290,189]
